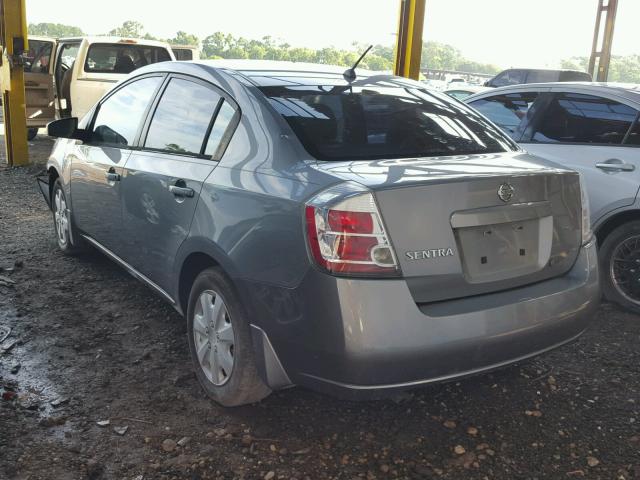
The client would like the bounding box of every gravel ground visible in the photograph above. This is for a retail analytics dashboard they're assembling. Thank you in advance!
[1,134,639,480]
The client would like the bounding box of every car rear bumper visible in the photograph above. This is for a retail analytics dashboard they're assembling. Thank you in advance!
[251,240,599,398]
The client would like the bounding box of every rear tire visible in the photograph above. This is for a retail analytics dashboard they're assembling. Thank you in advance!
[186,267,271,406]
[51,179,84,255]
[600,220,640,314]
[27,128,38,141]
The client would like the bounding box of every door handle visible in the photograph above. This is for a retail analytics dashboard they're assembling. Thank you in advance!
[105,172,121,182]
[169,185,195,198]
[596,160,635,172]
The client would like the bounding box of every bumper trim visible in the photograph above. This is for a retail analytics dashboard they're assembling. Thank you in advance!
[299,329,585,392]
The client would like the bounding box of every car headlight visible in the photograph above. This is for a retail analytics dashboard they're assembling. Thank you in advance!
[580,175,592,244]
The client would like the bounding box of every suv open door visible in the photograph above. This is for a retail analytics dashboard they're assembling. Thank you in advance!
[24,36,57,134]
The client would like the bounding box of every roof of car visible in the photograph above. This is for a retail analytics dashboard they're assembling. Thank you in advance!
[174,59,415,88]
[465,82,640,102]
[198,59,384,86]
[57,36,172,49]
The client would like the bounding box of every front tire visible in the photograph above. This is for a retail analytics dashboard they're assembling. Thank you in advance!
[27,128,38,141]
[600,220,640,314]
[186,267,271,406]
[51,179,83,255]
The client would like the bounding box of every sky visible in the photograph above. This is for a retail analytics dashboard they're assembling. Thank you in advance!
[25,0,639,69]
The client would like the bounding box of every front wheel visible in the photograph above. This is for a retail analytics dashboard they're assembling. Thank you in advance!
[51,179,83,255]
[27,128,38,141]
[186,268,271,406]
[600,220,640,314]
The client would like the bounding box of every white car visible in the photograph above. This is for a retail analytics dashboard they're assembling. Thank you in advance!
[465,83,640,313]
[24,36,175,137]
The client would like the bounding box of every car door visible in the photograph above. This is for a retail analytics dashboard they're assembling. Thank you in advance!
[70,74,165,252]
[520,91,640,224]
[53,41,81,117]
[120,75,239,292]
[24,37,56,128]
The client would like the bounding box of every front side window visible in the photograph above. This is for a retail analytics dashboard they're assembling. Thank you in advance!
[468,92,538,140]
[261,85,516,161]
[145,78,222,155]
[85,44,171,74]
[532,93,638,145]
[92,76,162,146]
[24,40,54,73]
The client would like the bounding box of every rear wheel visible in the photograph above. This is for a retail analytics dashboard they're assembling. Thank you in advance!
[600,220,640,314]
[27,128,38,141]
[186,267,271,406]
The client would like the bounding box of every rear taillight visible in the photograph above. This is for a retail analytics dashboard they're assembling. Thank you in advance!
[305,182,399,276]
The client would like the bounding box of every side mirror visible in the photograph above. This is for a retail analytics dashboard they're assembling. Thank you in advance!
[47,117,86,141]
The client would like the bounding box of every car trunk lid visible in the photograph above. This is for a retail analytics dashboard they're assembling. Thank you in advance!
[313,152,582,303]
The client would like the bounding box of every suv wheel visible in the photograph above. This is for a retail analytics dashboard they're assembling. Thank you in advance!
[186,267,271,406]
[52,179,83,254]
[600,220,640,314]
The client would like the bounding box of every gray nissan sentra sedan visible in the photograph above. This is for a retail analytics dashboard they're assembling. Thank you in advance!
[41,60,600,406]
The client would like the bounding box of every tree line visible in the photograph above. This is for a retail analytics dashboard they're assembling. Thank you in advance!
[27,21,640,82]
[27,21,501,74]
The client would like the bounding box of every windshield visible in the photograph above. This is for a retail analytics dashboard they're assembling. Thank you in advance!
[260,85,517,161]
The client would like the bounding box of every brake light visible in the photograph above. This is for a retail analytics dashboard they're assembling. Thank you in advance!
[305,183,399,276]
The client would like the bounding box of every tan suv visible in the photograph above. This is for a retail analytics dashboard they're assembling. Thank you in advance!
[24,36,174,139]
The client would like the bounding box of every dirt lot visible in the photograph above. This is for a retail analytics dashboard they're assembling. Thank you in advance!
[0,134,639,480]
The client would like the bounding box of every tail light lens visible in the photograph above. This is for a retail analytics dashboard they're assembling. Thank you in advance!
[305,182,399,276]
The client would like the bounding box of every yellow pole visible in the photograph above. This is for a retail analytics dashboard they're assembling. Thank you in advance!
[1,0,29,166]
[394,0,426,80]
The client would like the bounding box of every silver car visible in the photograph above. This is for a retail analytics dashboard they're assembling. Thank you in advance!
[41,61,599,406]
[465,83,640,313]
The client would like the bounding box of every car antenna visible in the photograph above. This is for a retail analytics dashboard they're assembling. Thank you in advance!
[343,45,373,82]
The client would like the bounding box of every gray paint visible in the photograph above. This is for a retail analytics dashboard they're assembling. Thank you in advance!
[45,61,599,397]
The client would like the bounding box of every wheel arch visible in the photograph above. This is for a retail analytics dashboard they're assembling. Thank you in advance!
[47,165,60,207]
[174,237,241,317]
[595,209,640,247]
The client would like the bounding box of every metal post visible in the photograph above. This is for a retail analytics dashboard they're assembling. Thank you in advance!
[588,0,618,82]
[0,0,29,166]
[394,0,426,80]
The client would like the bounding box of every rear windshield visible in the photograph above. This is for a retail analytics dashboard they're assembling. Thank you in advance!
[260,85,517,160]
[84,44,171,74]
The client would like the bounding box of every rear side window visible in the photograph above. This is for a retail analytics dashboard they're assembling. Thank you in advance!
[625,119,640,146]
[261,85,516,160]
[92,76,162,146]
[468,92,538,140]
[204,101,237,157]
[526,70,558,83]
[145,78,222,155]
[559,71,592,82]
[85,44,171,74]
[532,93,638,145]
[172,48,193,61]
